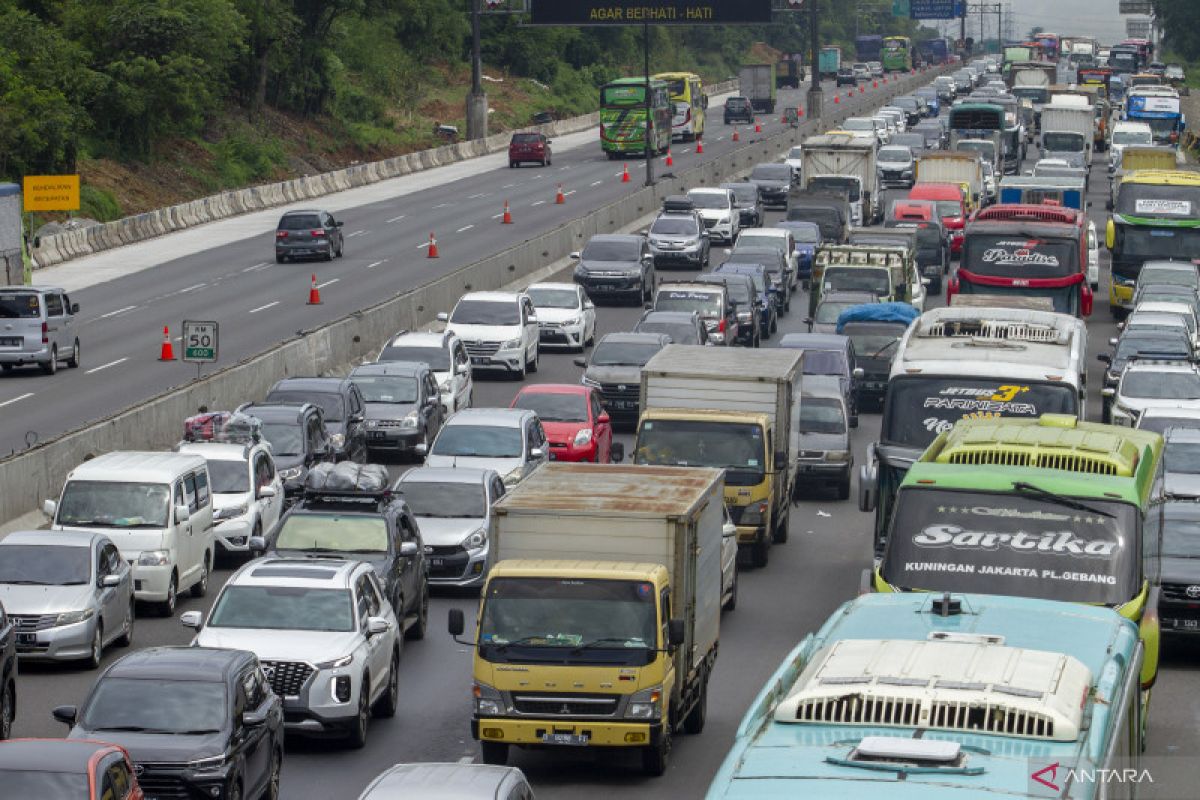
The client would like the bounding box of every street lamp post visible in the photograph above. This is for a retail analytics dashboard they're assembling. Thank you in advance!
[807,0,823,119]
[466,0,488,140]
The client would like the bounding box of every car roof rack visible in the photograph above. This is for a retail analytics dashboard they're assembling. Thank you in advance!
[661,195,696,213]
[301,463,394,508]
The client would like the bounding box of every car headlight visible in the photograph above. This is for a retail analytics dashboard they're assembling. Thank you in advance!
[400,411,421,429]
[718,216,730,225]
[329,433,346,449]
[279,466,303,481]
[315,653,354,669]
[574,428,594,447]
[137,549,171,566]
[627,685,663,719]
[581,376,600,388]
[216,503,249,520]
[501,338,522,350]
[825,450,851,463]
[54,608,95,626]
[439,379,452,392]
[474,682,504,717]
[739,502,767,526]
[186,754,227,771]
[465,529,488,550]
[561,317,581,327]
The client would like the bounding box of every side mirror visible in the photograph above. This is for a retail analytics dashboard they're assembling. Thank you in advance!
[248,535,267,554]
[1109,336,1120,346]
[175,503,191,522]
[448,608,465,637]
[852,367,865,379]
[436,312,449,323]
[399,541,419,558]
[610,442,625,464]
[414,442,428,456]
[1097,353,1112,365]
[644,302,653,310]
[349,413,364,424]
[52,705,77,726]
[42,499,57,518]
[667,618,686,648]
[366,616,391,637]
[527,315,538,325]
[1102,387,1116,398]
[1106,218,1116,250]
[335,220,345,228]
[529,448,544,461]
[242,708,269,728]
[180,610,203,629]
[774,451,788,471]
[101,574,121,588]
[569,251,581,259]
[597,412,611,425]
[573,357,587,368]
[258,486,277,500]
[71,303,80,314]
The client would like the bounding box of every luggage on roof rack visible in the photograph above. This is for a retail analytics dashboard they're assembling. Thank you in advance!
[304,462,390,495]
[182,411,263,444]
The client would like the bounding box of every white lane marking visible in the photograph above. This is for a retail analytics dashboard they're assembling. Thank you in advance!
[99,305,137,319]
[346,230,368,237]
[716,136,726,141]
[433,202,452,209]
[85,357,128,375]
[177,283,206,294]
[243,262,270,272]
[563,190,577,197]
[386,215,406,223]
[249,301,279,314]
[502,183,517,189]
[558,166,570,171]
[174,336,182,341]
[417,241,431,249]
[531,200,546,206]
[679,149,691,154]
[456,225,474,233]
[0,393,33,409]
[590,180,602,187]
[366,260,386,269]
[467,192,490,199]
[316,278,340,289]
[491,213,504,219]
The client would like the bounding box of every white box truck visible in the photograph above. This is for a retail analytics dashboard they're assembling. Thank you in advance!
[1040,104,1094,170]
[800,134,880,226]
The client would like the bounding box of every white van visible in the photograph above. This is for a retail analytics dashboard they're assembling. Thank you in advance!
[43,452,215,616]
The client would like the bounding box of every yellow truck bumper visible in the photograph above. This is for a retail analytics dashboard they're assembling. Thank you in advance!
[474,717,661,747]
[1110,282,1134,310]
[736,523,765,545]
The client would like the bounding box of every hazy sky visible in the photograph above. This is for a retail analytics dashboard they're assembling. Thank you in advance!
[927,0,1137,44]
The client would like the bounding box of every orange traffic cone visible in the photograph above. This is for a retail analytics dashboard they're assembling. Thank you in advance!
[859,85,865,93]
[502,200,512,224]
[873,80,878,88]
[834,95,840,104]
[696,138,704,154]
[754,119,762,133]
[621,164,630,183]
[732,128,740,142]
[665,150,673,167]
[427,232,439,258]
[158,326,175,361]
[556,184,565,204]
[798,108,805,117]
[307,274,322,305]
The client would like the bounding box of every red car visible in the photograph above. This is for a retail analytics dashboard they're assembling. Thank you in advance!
[908,183,966,256]
[0,739,143,798]
[510,384,619,463]
[508,132,552,167]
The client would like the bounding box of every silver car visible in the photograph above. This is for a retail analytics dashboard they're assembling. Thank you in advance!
[394,466,505,589]
[358,763,534,800]
[0,531,134,667]
[792,391,854,500]
[183,557,401,748]
[1165,427,1200,499]
[0,286,80,374]
[420,408,548,487]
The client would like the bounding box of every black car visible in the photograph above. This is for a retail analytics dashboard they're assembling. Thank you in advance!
[575,333,672,424]
[634,310,709,346]
[1159,501,1200,636]
[890,96,923,126]
[747,163,792,209]
[0,601,13,739]
[254,462,429,640]
[724,96,755,124]
[836,67,857,87]
[349,361,445,459]
[720,182,763,227]
[571,234,656,306]
[236,402,334,500]
[275,209,344,263]
[264,377,368,463]
[54,646,284,800]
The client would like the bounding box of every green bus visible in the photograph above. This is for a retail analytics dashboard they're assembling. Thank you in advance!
[873,414,1164,706]
[881,36,912,72]
[599,77,671,159]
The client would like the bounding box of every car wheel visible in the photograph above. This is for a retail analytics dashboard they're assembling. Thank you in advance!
[528,345,539,374]
[641,718,672,776]
[41,345,57,375]
[373,648,400,718]
[190,552,210,598]
[509,161,516,168]
[264,750,282,800]
[226,778,243,800]
[770,314,778,335]
[336,239,344,258]
[85,624,103,669]
[481,741,509,765]
[157,573,177,617]
[346,675,371,749]
[514,357,526,381]
[275,254,285,263]
[323,246,333,262]
[116,599,134,647]
[0,681,12,740]
[67,338,80,369]
[405,581,430,641]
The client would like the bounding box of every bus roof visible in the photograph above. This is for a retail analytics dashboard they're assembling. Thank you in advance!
[705,592,1140,800]
[1121,170,1200,186]
[604,76,667,88]
[651,71,700,81]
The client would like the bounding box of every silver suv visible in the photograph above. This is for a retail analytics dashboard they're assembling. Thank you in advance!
[0,286,80,374]
[182,557,401,748]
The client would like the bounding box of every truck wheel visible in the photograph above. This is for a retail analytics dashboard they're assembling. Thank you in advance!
[683,675,708,735]
[751,537,770,568]
[772,503,790,543]
[481,741,509,765]
[641,724,671,776]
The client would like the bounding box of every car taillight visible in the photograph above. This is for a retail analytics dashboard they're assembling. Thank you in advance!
[719,318,726,333]
[311,229,326,237]
[41,322,48,344]
[276,231,288,239]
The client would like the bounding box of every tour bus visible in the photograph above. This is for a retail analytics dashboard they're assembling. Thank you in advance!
[653,71,707,142]
[873,414,1164,698]
[705,592,1147,798]
[1035,31,1061,61]
[1107,169,1200,315]
[599,77,672,159]
[881,36,912,73]
[859,305,1087,550]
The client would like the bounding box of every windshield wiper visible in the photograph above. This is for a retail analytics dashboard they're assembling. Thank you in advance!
[1012,481,1115,518]
[870,340,900,358]
[91,725,174,734]
[172,729,222,735]
[1,579,51,585]
[570,637,650,653]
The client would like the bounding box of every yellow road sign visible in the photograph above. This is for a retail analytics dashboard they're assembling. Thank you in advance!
[22,175,81,212]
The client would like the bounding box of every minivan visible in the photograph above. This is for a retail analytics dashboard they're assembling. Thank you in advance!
[0,286,80,375]
[43,452,215,616]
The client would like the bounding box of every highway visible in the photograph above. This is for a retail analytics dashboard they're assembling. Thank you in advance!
[8,116,1200,796]
[0,78,886,457]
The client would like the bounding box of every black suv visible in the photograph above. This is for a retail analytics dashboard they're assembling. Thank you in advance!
[724,96,754,124]
[0,600,14,739]
[275,209,344,263]
[571,234,655,306]
[253,463,430,640]
[54,646,284,800]
[265,377,367,463]
[836,67,857,86]
[720,182,764,227]
[349,361,445,459]
[237,402,334,500]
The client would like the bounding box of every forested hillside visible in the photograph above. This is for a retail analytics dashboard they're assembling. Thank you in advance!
[0,0,929,220]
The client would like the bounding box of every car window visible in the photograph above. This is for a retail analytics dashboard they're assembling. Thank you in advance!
[174,483,186,516]
[590,392,604,421]
[194,470,210,507]
[358,574,383,618]
[184,473,199,511]
[45,292,64,317]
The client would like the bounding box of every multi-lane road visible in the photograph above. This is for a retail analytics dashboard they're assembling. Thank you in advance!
[9,91,1200,796]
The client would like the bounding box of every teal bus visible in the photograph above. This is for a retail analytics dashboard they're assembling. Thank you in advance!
[599,77,671,159]
[706,592,1147,798]
[881,36,913,72]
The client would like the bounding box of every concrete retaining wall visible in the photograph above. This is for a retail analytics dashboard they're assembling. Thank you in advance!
[1,68,949,531]
[32,80,739,270]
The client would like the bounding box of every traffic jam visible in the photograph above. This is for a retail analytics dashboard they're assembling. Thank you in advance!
[0,35,1196,800]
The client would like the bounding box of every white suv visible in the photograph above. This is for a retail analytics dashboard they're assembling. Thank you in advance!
[176,437,283,557]
[439,292,540,379]
[378,329,473,413]
[687,188,739,244]
[1106,360,1200,428]
[182,558,401,748]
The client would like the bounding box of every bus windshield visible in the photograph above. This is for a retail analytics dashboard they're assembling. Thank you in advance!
[962,234,1079,280]
[1115,225,1200,260]
[602,84,647,107]
[881,487,1139,605]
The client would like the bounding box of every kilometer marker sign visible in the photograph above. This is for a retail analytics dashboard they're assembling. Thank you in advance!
[182,320,218,363]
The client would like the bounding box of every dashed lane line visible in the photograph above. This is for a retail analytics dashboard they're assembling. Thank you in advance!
[0,393,33,409]
[249,301,279,314]
[85,357,128,375]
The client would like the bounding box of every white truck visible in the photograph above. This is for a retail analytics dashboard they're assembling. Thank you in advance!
[738,64,777,114]
[800,134,880,226]
[1040,104,1094,171]
[915,151,984,210]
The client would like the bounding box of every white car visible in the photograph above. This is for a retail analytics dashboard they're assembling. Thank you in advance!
[1087,220,1099,290]
[841,117,882,146]
[526,282,595,353]
[183,558,401,748]
[438,291,540,379]
[1106,360,1200,428]
[784,145,803,177]
[177,438,283,556]
[1130,300,1200,350]
[981,160,997,204]
[1108,120,1154,173]
[687,187,739,244]
[735,227,798,288]
[720,505,738,612]
[378,329,473,414]
[421,407,548,487]
[879,107,907,133]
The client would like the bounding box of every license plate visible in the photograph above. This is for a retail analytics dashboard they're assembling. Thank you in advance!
[431,558,445,568]
[613,401,636,410]
[16,633,36,645]
[470,356,487,365]
[0,337,19,347]
[369,431,386,440]
[542,732,589,746]
[1171,618,1199,630]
